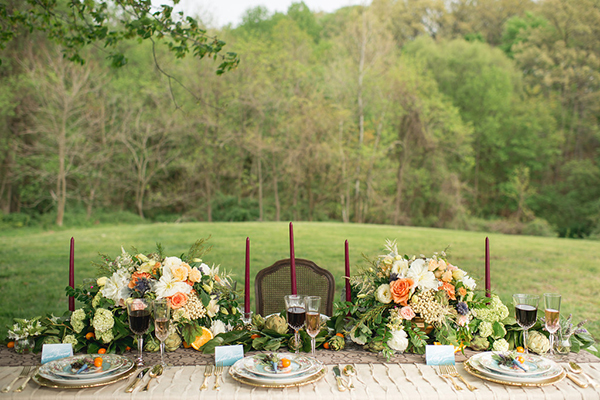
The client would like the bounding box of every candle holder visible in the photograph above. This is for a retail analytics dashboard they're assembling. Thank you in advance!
[241,310,253,325]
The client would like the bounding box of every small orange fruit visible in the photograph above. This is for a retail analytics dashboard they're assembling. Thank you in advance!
[323,342,330,349]
[182,341,191,349]
[516,346,525,353]
[191,327,214,351]
[281,358,291,368]
[125,346,131,351]
[336,333,344,338]
[94,357,103,368]
[98,348,107,354]
[516,355,525,364]
[7,341,15,349]
[250,334,261,339]
[85,332,95,340]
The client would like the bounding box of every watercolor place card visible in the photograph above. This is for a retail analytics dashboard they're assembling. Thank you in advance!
[214,344,244,366]
[425,345,455,365]
[41,343,73,364]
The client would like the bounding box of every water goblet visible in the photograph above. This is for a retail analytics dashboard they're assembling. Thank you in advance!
[305,296,321,357]
[544,293,561,358]
[284,295,306,354]
[513,293,539,354]
[153,299,170,367]
[127,298,151,367]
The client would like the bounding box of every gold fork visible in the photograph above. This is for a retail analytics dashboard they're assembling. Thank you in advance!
[446,364,477,391]
[200,365,213,391]
[213,366,223,391]
[1,366,31,393]
[438,365,462,391]
[14,366,38,393]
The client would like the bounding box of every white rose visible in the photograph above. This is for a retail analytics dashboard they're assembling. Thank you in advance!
[375,284,393,304]
[206,297,220,318]
[391,259,409,276]
[97,277,107,287]
[452,269,465,280]
[388,329,409,352]
[210,320,227,337]
[461,276,476,290]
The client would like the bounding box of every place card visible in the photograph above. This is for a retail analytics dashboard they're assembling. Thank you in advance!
[425,345,455,365]
[41,343,73,365]
[214,344,244,366]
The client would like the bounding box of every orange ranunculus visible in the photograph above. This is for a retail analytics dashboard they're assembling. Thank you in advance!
[390,278,414,306]
[128,272,152,289]
[188,267,202,283]
[440,282,456,300]
[441,270,453,282]
[170,292,188,309]
[458,287,467,297]
[171,263,189,282]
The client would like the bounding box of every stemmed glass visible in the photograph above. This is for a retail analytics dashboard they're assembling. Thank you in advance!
[153,299,170,367]
[305,296,321,357]
[544,293,561,358]
[284,295,305,354]
[513,293,539,354]
[127,298,151,367]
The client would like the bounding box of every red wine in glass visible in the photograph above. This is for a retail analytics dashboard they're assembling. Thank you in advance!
[515,304,537,328]
[287,306,306,330]
[129,310,151,334]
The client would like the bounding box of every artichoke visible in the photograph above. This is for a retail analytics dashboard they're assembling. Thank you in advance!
[252,314,265,330]
[469,335,490,351]
[363,337,383,352]
[287,335,303,352]
[165,327,182,352]
[328,335,345,351]
[144,336,160,352]
[43,336,60,345]
[526,331,550,355]
[264,315,288,335]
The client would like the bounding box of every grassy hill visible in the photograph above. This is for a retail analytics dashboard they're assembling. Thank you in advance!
[1,221,598,348]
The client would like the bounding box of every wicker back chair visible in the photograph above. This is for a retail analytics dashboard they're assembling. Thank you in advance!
[255,258,335,317]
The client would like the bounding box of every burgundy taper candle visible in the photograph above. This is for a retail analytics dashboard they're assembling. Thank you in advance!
[245,237,251,313]
[485,237,491,298]
[345,240,351,302]
[69,237,75,311]
[289,222,297,295]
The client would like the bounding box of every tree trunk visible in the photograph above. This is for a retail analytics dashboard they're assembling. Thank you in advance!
[353,11,368,223]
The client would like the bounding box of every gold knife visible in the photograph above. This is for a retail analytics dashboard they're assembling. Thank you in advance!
[332,366,347,392]
[565,369,589,388]
[125,367,150,393]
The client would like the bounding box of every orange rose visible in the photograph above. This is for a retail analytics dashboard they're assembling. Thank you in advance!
[170,292,188,309]
[128,272,152,289]
[439,282,456,300]
[390,278,414,306]
[458,287,467,297]
[188,267,202,283]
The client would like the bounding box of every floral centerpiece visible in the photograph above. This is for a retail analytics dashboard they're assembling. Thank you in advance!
[333,240,511,359]
[54,240,244,353]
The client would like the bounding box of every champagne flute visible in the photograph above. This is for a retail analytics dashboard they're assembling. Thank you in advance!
[305,296,321,357]
[127,298,151,367]
[153,299,170,367]
[544,293,561,358]
[284,295,305,354]
[513,293,539,354]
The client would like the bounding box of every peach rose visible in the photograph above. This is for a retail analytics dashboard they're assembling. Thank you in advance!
[458,287,467,297]
[441,270,453,282]
[171,263,189,282]
[128,271,152,289]
[427,259,438,271]
[400,306,416,320]
[390,278,414,306]
[170,292,188,309]
[439,282,456,300]
[188,267,202,283]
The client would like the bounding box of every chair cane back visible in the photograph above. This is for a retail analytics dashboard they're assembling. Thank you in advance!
[255,258,335,317]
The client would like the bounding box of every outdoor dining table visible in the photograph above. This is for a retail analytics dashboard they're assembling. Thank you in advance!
[1,346,600,399]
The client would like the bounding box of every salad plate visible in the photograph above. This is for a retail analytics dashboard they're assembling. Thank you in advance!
[229,365,327,388]
[38,355,134,385]
[477,352,554,377]
[46,354,130,379]
[468,354,562,383]
[464,359,565,387]
[232,357,323,385]
[240,353,315,378]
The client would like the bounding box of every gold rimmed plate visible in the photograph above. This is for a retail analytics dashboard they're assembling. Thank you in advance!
[464,360,565,387]
[32,363,137,389]
[229,365,327,388]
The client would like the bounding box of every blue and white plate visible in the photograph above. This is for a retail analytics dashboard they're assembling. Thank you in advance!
[239,353,315,379]
[39,355,134,385]
[470,352,561,382]
[232,355,323,385]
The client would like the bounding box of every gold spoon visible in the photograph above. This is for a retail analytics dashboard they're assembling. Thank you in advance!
[142,364,163,391]
[342,364,356,390]
[569,362,599,387]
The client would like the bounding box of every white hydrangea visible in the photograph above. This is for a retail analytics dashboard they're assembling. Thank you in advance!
[478,321,493,338]
[99,329,114,344]
[71,309,86,334]
[492,338,509,352]
[63,335,78,346]
[92,308,114,333]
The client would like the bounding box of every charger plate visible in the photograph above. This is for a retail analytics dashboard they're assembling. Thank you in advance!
[229,366,327,388]
[464,360,565,387]
[32,363,137,389]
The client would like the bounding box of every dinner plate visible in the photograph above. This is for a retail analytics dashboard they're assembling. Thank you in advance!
[38,356,135,385]
[231,358,324,385]
[468,354,563,383]
[229,365,327,388]
[477,352,554,377]
[464,359,565,387]
[240,353,315,378]
[47,354,130,379]
[33,364,137,389]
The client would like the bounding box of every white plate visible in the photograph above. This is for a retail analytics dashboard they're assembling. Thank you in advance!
[240,353,315,378]
[231,359,324,385]
[39,356,134,385]
[477,352,554,377]
[468,354,562,383]
[46,354,129,379]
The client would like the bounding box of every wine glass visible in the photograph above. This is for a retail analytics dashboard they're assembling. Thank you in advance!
[544,293,561,358]
[153,299,170,367]
[305,296,321,357]
[284,295,305,354]
[513,293,539,354]
[127,298,151,367]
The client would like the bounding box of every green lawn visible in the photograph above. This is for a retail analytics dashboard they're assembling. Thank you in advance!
[1,222,598,349]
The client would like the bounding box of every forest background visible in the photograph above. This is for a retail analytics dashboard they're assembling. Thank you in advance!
[1,0,600,239]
